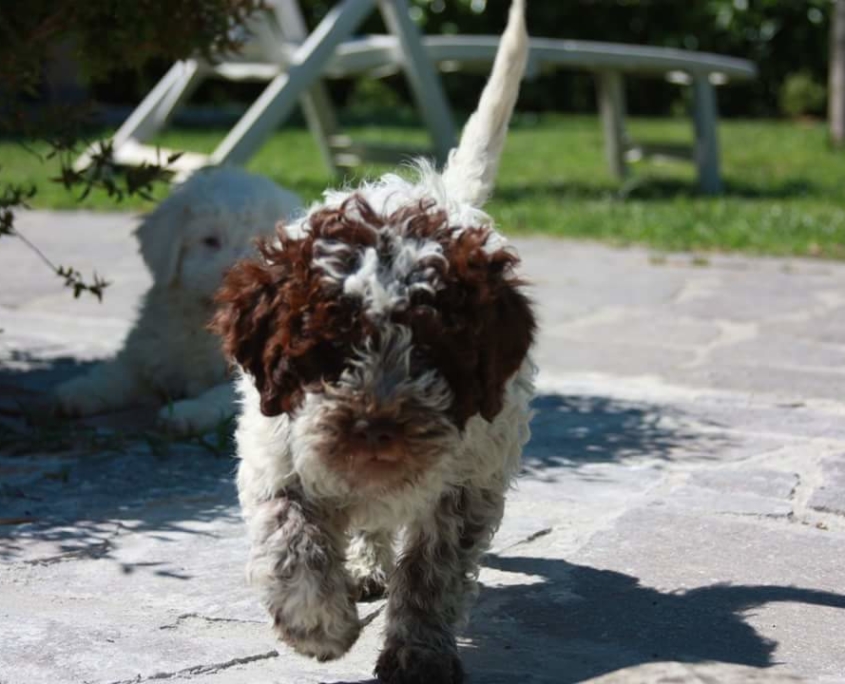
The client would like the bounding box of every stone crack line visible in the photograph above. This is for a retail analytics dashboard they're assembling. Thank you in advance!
[681,320,759,369]
[101,650,279,684]
[497,527,554,554]
[743,444,845,532]
[158,613,265,630]
[671,273,722,306]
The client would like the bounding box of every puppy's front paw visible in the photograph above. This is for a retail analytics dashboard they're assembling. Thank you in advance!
[375,637,463,684]
[249,497,362,661]
[271,591,361,661]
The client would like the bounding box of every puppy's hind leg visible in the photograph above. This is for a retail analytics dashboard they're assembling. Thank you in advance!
[375,486,505,684]
[347,529,394,601]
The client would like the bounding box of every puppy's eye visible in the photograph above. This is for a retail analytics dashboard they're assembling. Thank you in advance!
[202,236,222,249]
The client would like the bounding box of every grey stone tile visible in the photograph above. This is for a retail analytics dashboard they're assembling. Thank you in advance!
[2,218,845,684]
[809,456,845,516]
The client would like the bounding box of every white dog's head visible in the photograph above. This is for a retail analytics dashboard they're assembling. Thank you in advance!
[136,167,302,298]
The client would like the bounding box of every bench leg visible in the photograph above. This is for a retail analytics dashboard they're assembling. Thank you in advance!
[273,0,340,175]
[211,0,377,167]
[74,60,204,172]
[154,61,205,132]
[691,76,723,195]
[597,71,628,180]
[299,86,342,175]
[378,0,457,166]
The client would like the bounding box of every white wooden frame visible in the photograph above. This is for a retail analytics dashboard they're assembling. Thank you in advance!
[78,5,757,194]
[76,0,457,179]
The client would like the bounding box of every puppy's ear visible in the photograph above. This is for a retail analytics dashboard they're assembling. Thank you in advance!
[211,230,332,418]
[429,230,535,426]
[135,205,190,286]
[476,279,535,421]
[211,254,287,416]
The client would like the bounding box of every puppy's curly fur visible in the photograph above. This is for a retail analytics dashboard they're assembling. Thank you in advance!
[213,2,532,682]
[53,167,302,434]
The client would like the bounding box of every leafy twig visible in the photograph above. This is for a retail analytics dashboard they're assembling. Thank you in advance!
[0,182,36,236]
[53,140,183,203]
[2,133,180,303]
[1,177,111,301]
[0,0,265,305]
[56,266,110,301]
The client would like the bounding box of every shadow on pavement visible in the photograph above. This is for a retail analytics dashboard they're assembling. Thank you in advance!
[456,553,845,683]
[524,393,728,474]
[325,553,845,684]
[2,358,726,586]
[4,357,828,682]
[1,381,723,566]
[1,353,239,573]
[0,351,98,394]
[0,442,239,574]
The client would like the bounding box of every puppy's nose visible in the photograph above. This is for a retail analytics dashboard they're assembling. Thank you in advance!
[350,419,401,459]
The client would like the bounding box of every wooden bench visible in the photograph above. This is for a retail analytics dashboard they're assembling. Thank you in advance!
[79,0,756,195]
[315,35,757,194]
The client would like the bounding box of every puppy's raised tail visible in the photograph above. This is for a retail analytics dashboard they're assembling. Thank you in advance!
[440,0,528,209]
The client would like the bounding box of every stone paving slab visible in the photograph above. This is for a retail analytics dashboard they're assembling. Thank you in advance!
[2,212,845,683]
[810,457,845,516]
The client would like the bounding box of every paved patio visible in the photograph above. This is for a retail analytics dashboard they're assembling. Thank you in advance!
[1,211,844,683]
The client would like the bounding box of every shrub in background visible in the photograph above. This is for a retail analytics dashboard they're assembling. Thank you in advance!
[780,71,827,118]
[74,0,834,120]
[0,0,263,300]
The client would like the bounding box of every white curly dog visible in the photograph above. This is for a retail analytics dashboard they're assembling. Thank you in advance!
[54,167,302,434]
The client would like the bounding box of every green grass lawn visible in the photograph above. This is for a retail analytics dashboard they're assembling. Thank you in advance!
[3,114,844,258]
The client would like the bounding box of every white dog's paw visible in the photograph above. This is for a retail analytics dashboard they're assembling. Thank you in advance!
[157,398,232,435]
[54,376,114,417]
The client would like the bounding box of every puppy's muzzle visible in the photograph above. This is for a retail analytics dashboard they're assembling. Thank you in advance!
[348,418,404,464]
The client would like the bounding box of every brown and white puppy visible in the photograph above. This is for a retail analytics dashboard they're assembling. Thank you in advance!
[213,2,532,682]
